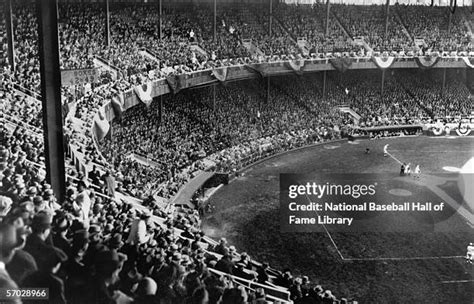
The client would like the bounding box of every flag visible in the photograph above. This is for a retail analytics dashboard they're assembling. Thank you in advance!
[212,67,228,82]
[166,74,188,94]
[110,93,124,120]
[285,59,305,75]
[329,58,353,73]
[134,83,153,107]
[93,110,110,141]
[414,56,440,69]
[371,56,395,69]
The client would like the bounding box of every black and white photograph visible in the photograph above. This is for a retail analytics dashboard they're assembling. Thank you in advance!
[0,0,473,303]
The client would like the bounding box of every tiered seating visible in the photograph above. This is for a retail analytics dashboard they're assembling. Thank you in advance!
[397,5,471,52]
[332,4,414,52]
[2,3,474,304]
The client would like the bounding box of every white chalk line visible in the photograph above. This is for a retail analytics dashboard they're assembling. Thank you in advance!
[343,255,465,261]
[302,193,463,263]
[301,144,467,263]
[441,279,474,284]
[302,193,345,261]
[389,150,474,153]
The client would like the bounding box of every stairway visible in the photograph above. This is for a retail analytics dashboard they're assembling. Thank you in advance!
[93,57,122,80]
[190,43,208,57]
[296,38,310,56]
[338,106,361,124]
[460,9,474,42]
[393,7,420,52]
[242,39,264,57]
[0,4,9,69]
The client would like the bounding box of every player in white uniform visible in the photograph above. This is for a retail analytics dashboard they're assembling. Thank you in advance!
[404,163,411,176]
[467,243,474,264]
[413,165,420,179]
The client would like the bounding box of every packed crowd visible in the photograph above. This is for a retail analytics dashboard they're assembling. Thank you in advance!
[99,67,474,195]
[397,5,471,52]
[7,2,474,97]
[2,3,474,304]
[98,78,344,193]
[395,69,472,118]
[1,76,352,303]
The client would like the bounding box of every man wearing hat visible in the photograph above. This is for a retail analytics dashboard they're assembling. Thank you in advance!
[0,223,22,303]
[63,229,90,304]
[74,181,92,224]
[3,210,38,285]
[134,277,158,304]
[81,250,128,304]
[214,238,228,256]
[24,186,38,202]
[233,262,256,281]
[82,225,106,269]
[22,246,68,304]
[126,209,152,246]
[102,170,116,198]
[6,177,26,203]
[1,167,13,192]
[52,215,72,258]
[24,211,55,270]
[107,233,124,252]
[43,189,61,213]
[215,254,234,275]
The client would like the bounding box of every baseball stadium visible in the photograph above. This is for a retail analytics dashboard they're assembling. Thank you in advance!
[1,0,474,303]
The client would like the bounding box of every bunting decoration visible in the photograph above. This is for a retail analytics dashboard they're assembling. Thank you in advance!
[212,67,228,82]
[110,92,124,120]
[134,83,153,107]
[456,122,471,136]
[245,63,270,78]
[166,74,189,94]
[329,58,353,73]
[93,110,110,141]
[285,59,306,75]
[414,56,440,69]
[462,57,474,69]
[371,56,395,69]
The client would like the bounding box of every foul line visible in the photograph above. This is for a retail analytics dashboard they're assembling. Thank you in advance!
[390,150,474,153]
[343,255,465,261]
[383,144,403,165]
[303,190,465,262]
[303,193,345,261]
[295,145,469,263]
[441,279,474,284]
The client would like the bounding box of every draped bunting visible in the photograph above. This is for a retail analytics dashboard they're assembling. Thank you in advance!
[329,58,353,73]
[166,74,188,94]
[462,57,474,68]
[94,110,110,141]
[134,83,153,107]
[285,59,305,75]
[414,56,440,69]
[456,122,472,136]
[211,67,228,82]
[371,56,395,69]
[244,63,270,77]
[110,92,124,120]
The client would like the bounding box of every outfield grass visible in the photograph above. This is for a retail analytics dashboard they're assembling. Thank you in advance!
[202,137,474,304]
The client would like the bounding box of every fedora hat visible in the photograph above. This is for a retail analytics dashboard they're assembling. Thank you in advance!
[31,211,52,230]
[108,233,124,249]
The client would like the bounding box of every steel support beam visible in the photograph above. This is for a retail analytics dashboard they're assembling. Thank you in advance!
[37,0,66,202]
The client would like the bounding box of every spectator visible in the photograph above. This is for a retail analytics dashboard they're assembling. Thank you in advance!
[22,246,68,304]
[24,211,55,270]
[0,223,22,303]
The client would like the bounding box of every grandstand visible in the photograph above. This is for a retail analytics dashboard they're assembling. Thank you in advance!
[1,0,473,303]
